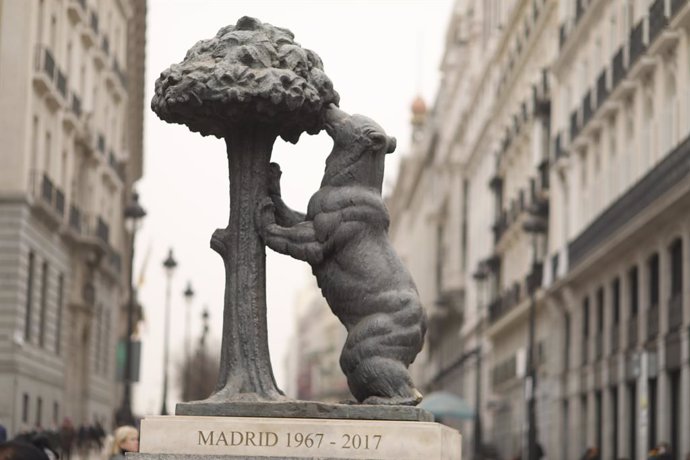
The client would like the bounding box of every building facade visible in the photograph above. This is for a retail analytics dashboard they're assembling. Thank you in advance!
[0,0,146,434]
[388,0,690,459]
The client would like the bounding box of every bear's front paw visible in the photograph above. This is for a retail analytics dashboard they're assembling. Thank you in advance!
[255,197,276,236]
[267,162,282,197]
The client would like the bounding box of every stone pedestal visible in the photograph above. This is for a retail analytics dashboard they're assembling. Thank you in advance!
[128,415,461,459]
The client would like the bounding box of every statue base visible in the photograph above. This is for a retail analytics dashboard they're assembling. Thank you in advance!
[128,415,461,459]
[176,400,432,422]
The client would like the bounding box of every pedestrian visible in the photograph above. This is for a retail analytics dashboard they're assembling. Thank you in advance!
[655,442,672,460]
[0,424,6,443]
[107,426,139,460]
[0,440,49,460]
[59,418,75,460]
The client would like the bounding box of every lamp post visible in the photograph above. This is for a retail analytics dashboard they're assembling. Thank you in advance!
[116,192,146,427]
[182,281,195,401]
[472,262,489,459]
[161,248,178,415]
[198,307,210,400]
[522,213,546,460]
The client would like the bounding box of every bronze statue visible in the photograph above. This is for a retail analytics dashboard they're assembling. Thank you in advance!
[152,16,425,410]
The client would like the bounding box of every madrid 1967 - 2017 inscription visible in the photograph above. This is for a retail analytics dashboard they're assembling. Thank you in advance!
[197,430,383,451]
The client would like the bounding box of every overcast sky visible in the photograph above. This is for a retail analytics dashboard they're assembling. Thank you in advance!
[133,0,453,415]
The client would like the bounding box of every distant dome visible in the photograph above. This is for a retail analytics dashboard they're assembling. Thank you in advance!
[411,95,427,116]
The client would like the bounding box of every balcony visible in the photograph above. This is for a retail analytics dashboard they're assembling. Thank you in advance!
[627,315,638,348]
[647,304,659,340]
[668,294,683,332]
[648,0,668,44]
[67,0,87,24]
[488,281,523,324]
[29,171,63,227]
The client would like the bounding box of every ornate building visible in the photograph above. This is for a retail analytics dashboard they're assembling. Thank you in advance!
[388,0,690,459]
[0,0,146,434]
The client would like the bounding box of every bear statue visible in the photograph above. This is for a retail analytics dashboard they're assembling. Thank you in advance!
[256,104,426,405]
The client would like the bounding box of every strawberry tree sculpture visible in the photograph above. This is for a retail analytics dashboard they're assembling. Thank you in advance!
[151,16,339,404]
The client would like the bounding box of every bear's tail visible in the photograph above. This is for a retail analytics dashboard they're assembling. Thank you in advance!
[339,292,426,404]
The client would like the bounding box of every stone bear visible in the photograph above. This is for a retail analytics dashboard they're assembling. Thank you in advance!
[256,104,426,405]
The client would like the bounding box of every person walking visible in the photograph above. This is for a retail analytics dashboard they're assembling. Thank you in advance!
[107,426,139,460]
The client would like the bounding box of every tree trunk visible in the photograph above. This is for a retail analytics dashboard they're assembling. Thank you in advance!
[209,124,284,401]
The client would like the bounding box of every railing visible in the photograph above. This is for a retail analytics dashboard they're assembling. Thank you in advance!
[647,304,659,340]
[648,0,667,44]
[629,21,646,67]
[668,294,683,332]
[69,205,82,233]
[488,281,523,324]
[628,315,638,348]
[612,48,625,88]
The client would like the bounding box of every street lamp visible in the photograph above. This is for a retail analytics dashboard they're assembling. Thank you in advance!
[161,248,178,415]
[522,213,547,460]
[116,191,146,427]
[182,281,195,400]
[472,261,489,459]
[198,307,210,400]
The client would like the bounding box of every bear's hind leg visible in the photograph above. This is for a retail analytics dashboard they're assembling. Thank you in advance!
[346,356,422,406]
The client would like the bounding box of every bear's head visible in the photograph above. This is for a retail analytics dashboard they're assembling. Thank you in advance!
[321,105,396,191]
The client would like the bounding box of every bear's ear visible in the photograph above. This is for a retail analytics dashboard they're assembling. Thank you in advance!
[386,136,397,154]
[368,132,388,152]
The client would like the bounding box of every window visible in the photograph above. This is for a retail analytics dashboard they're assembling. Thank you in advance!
[461,179,469,271]
[669,238,682,297]
[36,396,43,428]
[55,273,64,354]
[38,261,48,348]
[612,278,620,325]
[629,266,639,316]
[22,394,29,423]
[44,131,52,175]
[53,401,59,426]
[583,297,590,337]
[564,312,571,370]
[25,251,35,341]
[597,288,604,333]
[648,253,659,307]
